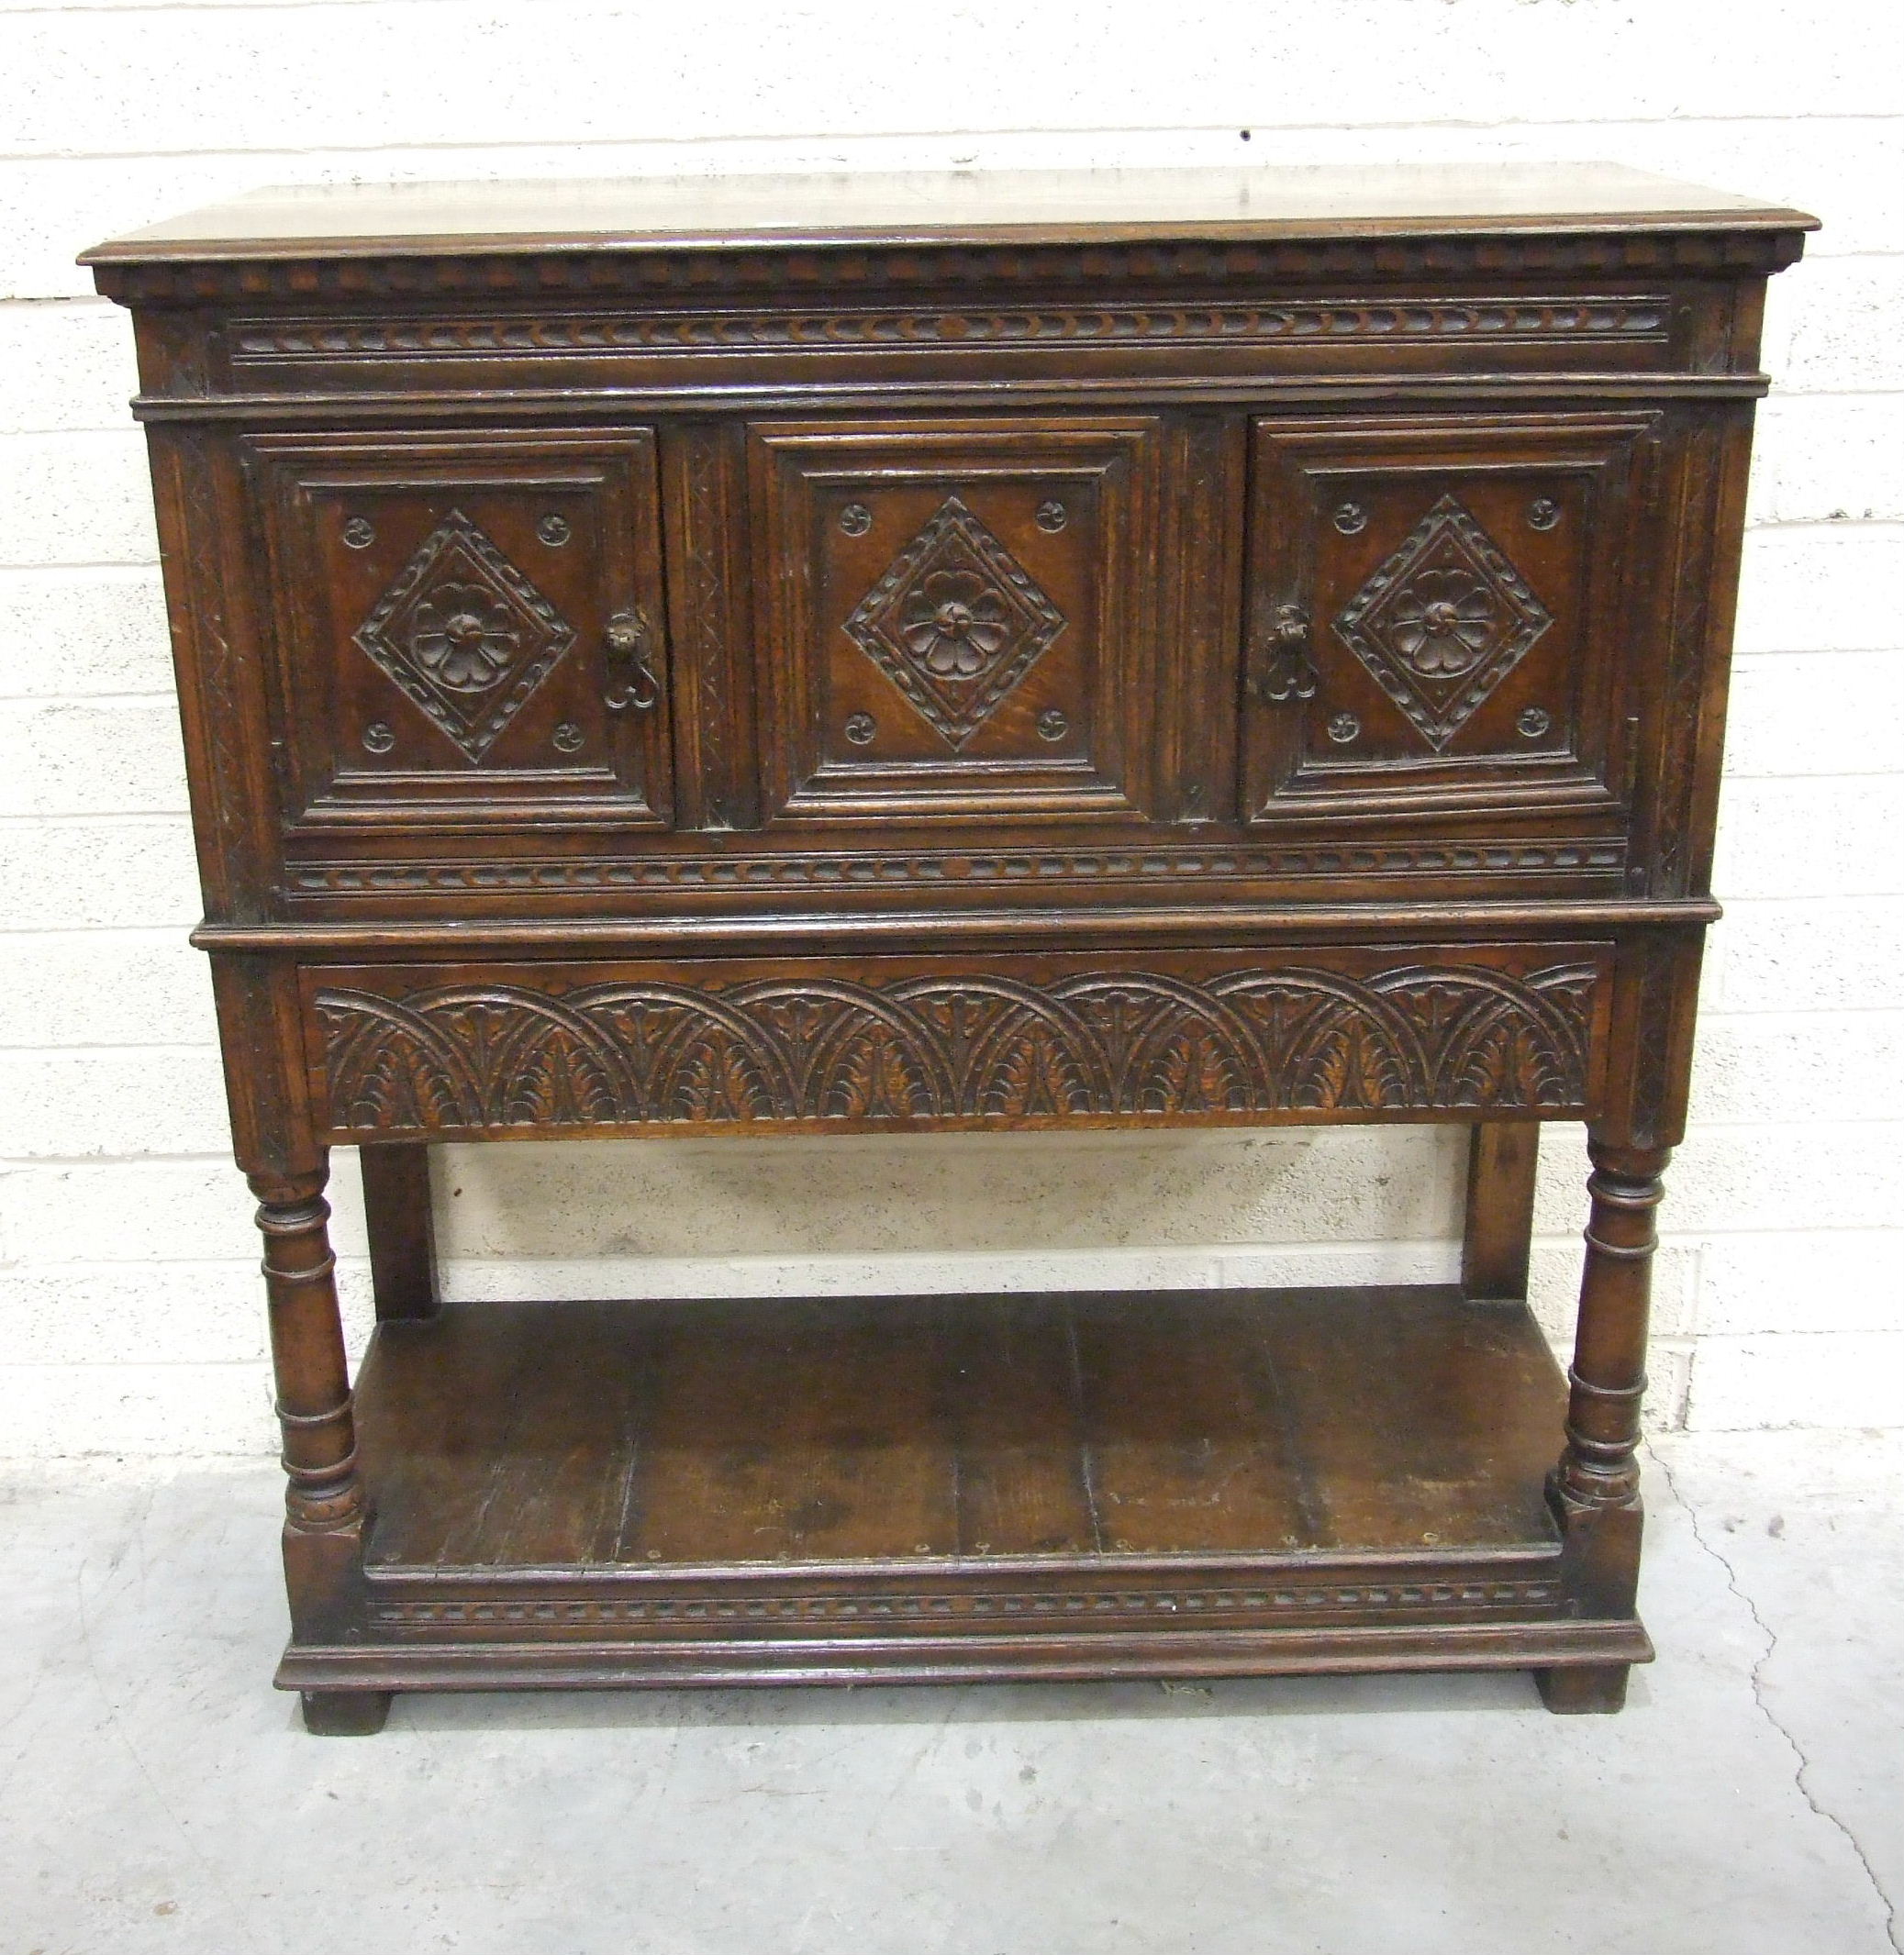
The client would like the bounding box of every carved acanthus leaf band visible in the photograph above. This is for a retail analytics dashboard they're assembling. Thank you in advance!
[373,1577,1563,1634]
[315,961,1601,1138]
[292,839,1626,897]
[231,298,1670,361]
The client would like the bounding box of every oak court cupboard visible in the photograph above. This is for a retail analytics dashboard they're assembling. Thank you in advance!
[82,164,1814,1733]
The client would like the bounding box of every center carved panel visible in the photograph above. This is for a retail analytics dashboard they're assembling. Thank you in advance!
[842,495,1066,748]
[314,957,1602,1137]
[1333,494,1553,752]
[352,509,576,761]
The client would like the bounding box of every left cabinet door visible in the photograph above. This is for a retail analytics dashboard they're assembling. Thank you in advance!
[243,430,671,829]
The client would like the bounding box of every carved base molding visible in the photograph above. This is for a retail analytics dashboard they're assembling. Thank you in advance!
[280,1614,1654,1695]
[308,944,1610,1138]
[368,1573,1564,1639]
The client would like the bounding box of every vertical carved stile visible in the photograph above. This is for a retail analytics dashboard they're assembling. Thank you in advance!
[1656,427,1717,894]
[1170,415,1236,822]
[666,423,753,829]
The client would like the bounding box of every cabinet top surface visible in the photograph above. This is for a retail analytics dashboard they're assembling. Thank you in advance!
[82,162,1813,264]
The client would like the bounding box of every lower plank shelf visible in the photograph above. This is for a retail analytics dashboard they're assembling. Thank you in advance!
[281,1285,1651,1695]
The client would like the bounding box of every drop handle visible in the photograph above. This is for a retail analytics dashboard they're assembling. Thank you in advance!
[603,606,661,712]
[1250,603,1319,704]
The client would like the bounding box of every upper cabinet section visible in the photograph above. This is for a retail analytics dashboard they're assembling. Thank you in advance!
[89,168,1811,923]
[243,429,672,831]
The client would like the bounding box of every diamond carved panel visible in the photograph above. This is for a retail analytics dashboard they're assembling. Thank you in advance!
[842,495,1066,749]
[1332,494,1553,752]
[352,509,577,761]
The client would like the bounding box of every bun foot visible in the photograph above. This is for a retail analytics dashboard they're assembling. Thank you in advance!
[299,1689,394,1736]
[1535,1662,1631,1715]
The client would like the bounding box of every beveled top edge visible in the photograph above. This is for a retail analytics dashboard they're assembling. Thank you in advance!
[80,163,1818,265]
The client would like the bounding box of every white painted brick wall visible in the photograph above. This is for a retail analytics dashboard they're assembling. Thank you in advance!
[2,0,1899,1454]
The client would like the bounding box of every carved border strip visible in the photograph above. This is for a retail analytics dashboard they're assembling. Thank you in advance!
[229,297,1671,361]
[314,959,1604,1136]
[373,1577,1563,1631]
[290,839,1626,897]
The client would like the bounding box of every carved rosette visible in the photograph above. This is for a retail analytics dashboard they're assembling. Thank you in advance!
[1333,494,1553,752]
[843,495,1066,748]
[352,509,576,761]
[316,961,1602,1138]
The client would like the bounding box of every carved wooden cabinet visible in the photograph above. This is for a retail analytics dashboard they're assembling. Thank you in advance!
[85,166,1812,1733]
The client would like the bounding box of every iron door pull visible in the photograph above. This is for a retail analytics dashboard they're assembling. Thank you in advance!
[1251,603,1319,704]
[604,607,662,712]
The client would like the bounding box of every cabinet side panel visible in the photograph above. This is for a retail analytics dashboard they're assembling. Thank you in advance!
[144,423,280,921]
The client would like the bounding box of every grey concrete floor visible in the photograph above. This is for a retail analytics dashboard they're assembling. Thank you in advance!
[1,1435,1899,1955]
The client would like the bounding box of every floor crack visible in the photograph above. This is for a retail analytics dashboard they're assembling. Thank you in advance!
[1653,1448,1903,1955]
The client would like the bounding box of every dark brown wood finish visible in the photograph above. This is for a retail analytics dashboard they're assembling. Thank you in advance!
[358,1143,439,1320]
[88,165,1810,1730]
[1463,1122,1542,1301]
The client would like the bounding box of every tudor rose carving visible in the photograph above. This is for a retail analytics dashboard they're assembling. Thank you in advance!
[352,509,576,762]
[1334,494,1553,752]
[843,496,1065,749]
[317,959,1602,1137]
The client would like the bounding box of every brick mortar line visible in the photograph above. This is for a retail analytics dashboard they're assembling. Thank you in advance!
[6,105,1904,162]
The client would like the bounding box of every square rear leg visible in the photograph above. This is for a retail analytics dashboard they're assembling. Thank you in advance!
[1535,1663,1630,1715]
[300,1689,394,1736]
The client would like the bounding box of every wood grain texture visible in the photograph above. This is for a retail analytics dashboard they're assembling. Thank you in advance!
[351,1286,1567,1578]
[311,1289,1638,1689]
[82,161,1813,257]
[358,1142,439,1321]
[1463,1121,1541,1301]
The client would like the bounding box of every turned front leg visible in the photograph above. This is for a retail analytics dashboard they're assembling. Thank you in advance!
[251,1165,388,1734]
[253,1167,360,1531]
[1538,1137,1669,1715]
[1558,1139,1668,1514]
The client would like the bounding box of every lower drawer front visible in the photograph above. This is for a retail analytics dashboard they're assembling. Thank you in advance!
[305,942,1613,1140]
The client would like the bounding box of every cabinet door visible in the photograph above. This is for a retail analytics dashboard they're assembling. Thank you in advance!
[245,430,670,829]
[1242,414,1657,827]
[747,417,1166,822]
